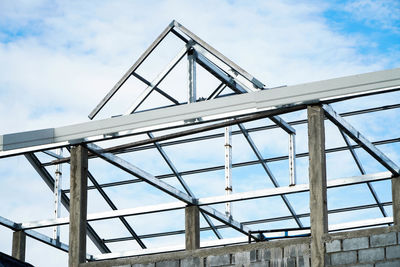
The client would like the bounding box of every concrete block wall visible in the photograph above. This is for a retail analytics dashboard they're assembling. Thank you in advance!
[84,227,400,267]
[325,227,400,267]
[110,244,310,267]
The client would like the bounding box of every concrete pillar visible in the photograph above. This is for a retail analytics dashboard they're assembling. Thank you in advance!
[12,231,26,261]
[185,205,200,250]
[392,177,400,225]
[307,105,328,267]
[69,145,88,267]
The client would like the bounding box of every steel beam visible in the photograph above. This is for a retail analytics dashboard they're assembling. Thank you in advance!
[2,68,400,157]
[125,46,187,114]
[172,20,265,89]
[323,104,400,175]
[340,131,387,217]
[238,123,303,228]
[132,72,180,105]
[88,21,175,119]
[19,171,393,230]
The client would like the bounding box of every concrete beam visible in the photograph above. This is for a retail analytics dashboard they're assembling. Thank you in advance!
[307,105,328,267]
[12,231,26,261]
[185,205,200,250]
[392,177,400,225]
[69,145,88,267]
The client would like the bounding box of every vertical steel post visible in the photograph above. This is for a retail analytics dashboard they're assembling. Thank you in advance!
[53,148,63,241]
[307,105,328,267]
[225,125,233,217]
[289,133,297,186]
[187,47,196,104]
[69,145,88,267]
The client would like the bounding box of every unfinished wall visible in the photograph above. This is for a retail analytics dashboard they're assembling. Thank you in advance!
[82,226,400,267]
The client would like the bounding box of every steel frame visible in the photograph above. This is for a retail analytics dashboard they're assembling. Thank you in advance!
[0,20,400,262]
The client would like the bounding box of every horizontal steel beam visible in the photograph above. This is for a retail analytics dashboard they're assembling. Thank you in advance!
[88,217,392,261]
[0,215,92,259]
[323,104,400,175]
[2,67,400,157]
[20,172,393,229]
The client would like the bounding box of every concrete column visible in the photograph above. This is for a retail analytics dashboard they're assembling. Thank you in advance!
[185,205,200,250]
[392,177,400,225]
[307,105,328,267]
[12,231,26,261]
[69,145,88,267]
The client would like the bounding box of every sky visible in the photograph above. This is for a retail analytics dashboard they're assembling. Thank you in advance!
[0,0,400,266]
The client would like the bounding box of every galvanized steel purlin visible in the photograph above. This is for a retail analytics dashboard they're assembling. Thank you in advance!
[323,104,400,176]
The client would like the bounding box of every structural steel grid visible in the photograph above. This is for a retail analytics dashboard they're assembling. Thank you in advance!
[0,20,400,266]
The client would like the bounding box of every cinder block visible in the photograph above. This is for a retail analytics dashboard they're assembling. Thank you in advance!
[207,254,231,266]
[112,265,131,267]
[264,247,282,261]
[370,232,397,247]
[286,257,296,267]
[251,261,269,267]
[386,245,400,259]
[347,264,373,267]
[132,264,155,267]
[330,251,357,265]
[181,257,201,267]
[343,237,369,251]
[234,251,250,265]
[376,260,400,267]
[358,247,384,263]
[155,260,179,267]
[250,250,260,262]
[326,239,341,253]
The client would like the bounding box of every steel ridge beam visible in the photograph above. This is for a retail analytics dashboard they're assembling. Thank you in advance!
[1,67,400,157]
[323,104,400,175]
[19,171,392,230]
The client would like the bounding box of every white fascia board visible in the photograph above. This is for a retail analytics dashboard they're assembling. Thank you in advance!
[1,67,400,157]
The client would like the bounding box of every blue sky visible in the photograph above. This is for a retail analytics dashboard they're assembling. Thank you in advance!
[0,0,400,266]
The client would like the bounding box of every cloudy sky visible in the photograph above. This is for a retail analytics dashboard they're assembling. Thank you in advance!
[0,0,400,266]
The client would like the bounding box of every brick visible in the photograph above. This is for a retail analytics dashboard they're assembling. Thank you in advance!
[155,260,179,267]
[342,237,369,251]
[330,251,357,265]
[326,239,341,253]
[386,245,400,259]
[358,247,384,263]
[376,260,400,267]
[207,254,231,266]
[370,232,397,247]
[181,258,200,267]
